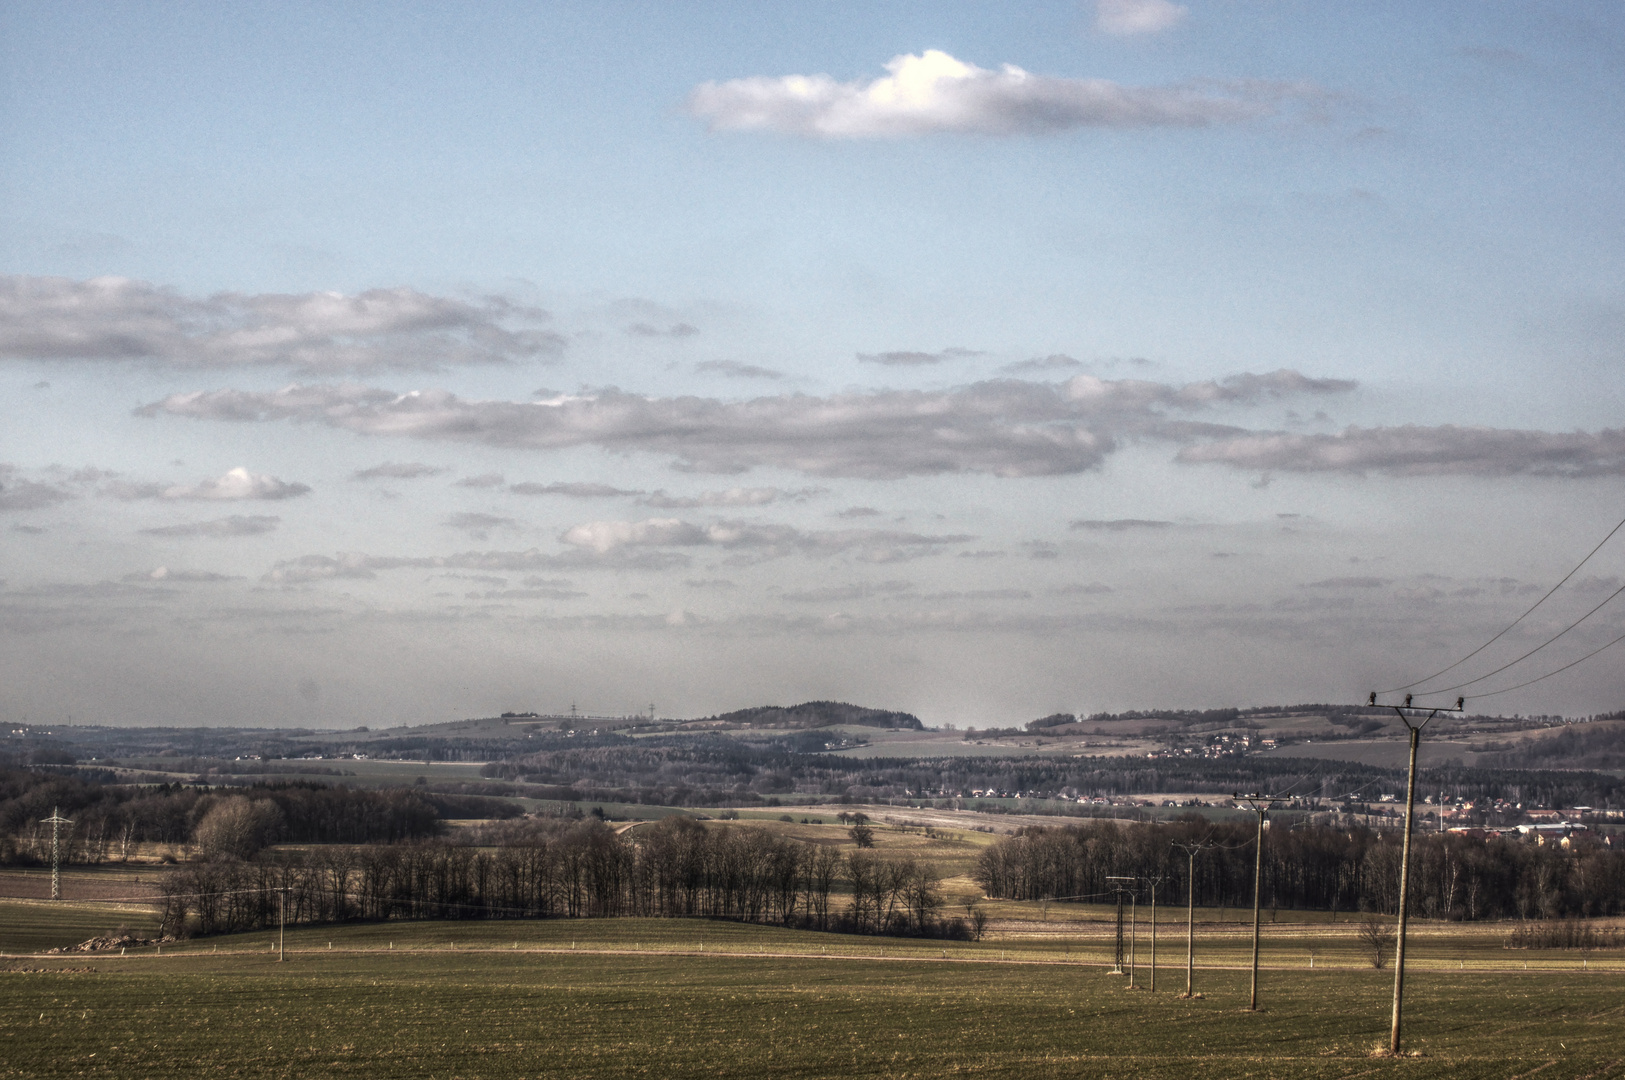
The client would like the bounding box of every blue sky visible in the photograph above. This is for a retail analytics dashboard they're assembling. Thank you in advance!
[2,1,1624,727]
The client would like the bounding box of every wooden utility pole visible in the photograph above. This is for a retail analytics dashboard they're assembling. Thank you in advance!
[1235,793,1284,1011]
[1128,892,1137,988]
[1376,693,1459,1055]
[1173,840,1216,998]
[40,807,72,901]
[1146,875,1165,992]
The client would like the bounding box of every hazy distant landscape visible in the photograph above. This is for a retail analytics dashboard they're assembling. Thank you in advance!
[5,699,1625,1077]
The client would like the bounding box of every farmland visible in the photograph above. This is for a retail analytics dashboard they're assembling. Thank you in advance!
[3,911,1624,1079]
[5,709,1625,1076]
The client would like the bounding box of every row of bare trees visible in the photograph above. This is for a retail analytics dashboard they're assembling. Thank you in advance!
[158,817,968,940]
[974,819,1625,921]
[0,771,452,863]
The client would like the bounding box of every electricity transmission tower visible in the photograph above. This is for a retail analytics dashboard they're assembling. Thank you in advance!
[1234,793,1286,1011]
[1370,691,1462,1055]
[1106,875,1135,976]
[40,807,72,901]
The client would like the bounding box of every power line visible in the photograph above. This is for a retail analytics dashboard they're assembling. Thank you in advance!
[1413,578,1625,698]
[1379,508,1625,694]
[1457,623,1625,701]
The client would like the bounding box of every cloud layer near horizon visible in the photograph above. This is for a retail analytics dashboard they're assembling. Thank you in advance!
[1179,425,1625,477]
[138,369,1353,479]
[688,50,1312,138]
[0,275,563,371]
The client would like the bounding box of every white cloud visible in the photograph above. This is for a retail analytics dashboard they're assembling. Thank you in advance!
[0,275,563,371]
[159,467,311,501]
[140,369,1351,480]
[1095,0,1188,36]
[454,473,505,488]
[688,50,1308,138]
[560,518,710,554]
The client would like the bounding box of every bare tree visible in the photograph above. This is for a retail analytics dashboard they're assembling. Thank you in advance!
[193,796,283,860]
[964,899,989,942]
[1357,913,1396,969]
[805,844,841,930]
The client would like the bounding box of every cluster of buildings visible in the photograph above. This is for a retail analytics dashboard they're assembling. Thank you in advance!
[1145,733,1271,760]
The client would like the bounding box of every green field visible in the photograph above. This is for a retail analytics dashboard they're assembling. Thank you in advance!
[3,909,1623,1079]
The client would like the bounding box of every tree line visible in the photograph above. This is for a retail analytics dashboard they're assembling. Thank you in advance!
[0,769,518,864]
[974,818,1625,921]
[157,817,973,941]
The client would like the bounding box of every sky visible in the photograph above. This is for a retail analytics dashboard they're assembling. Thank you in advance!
[2,0,1624,728]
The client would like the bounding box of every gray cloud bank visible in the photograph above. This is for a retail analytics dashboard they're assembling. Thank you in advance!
[140,515,281,538]
[139,369,1351,480]
[353,462,444,481]
[1179,425,1625,477]
[0,475,74,512]
[1071,519,1174,531]
[558,518,972,563]
[857,347,981,366]
[0,275,562,371]
[688,50,1316,138]
[264,517,970,584]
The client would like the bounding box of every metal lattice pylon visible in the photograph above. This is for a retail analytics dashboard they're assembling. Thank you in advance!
[1106,875,1135,975]
[40,806,72,901]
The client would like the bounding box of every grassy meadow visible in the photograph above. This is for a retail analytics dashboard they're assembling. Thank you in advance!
[3,816,1622,1077]
[4,904,1625,1078]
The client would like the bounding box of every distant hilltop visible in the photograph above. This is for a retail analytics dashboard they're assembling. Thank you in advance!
[703,701,924,731]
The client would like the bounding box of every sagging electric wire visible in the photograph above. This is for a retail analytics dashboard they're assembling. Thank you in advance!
[1458,622,1625,701]
[1379,507,1625,695]
[1412,577,1625,699]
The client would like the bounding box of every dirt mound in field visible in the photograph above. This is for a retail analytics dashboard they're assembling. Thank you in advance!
[48,933,176,954]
